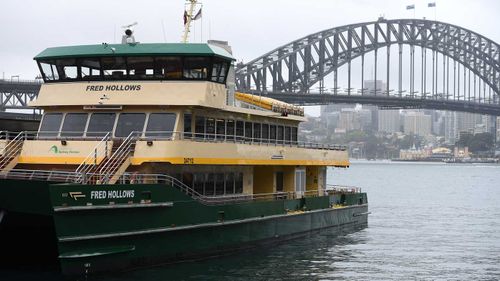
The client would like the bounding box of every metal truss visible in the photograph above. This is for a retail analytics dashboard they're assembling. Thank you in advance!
[0,80,42,110]
[235,19,500,113]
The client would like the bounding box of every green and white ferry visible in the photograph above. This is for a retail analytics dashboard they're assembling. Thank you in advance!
[0,30,368,276]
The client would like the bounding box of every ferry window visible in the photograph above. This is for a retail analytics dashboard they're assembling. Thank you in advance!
[236,120,244,141]
[102,57,127,80]
[253,123,261,141]
[216,119,225,140]
[225,173,235,194]
[285,126,291,144]
[244,122,252,140]
[183,57,209,79]
[218,63,228,83]
[211,60,223,82]
[262,124,269,142]
[145,113,176,138]
[61,113,88,137]
[215,173,225,195]
[193,173,205,195]
[115,113,146,137]
[155,57,182,79]
[55,59,78,80]
[206,118,215,139]
[39,113,63,137]
[206,173,215,196]
[235,172,243,194]
[39,61,59,81]
[87,113,116,137]
[195,116,206,139]
[292,127,298,143]
[277,125,284,143]
[226,120,235,141]
[128,57,154,79]
[80,58,101,80]
[182,173,194,189]
[184,113,192,138]
[270,125,276,142]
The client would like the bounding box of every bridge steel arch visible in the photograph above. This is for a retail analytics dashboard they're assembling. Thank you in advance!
[235,19,500,114]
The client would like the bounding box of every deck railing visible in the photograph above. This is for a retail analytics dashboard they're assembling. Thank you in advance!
[3,130,346,152]
[0,169,361,205]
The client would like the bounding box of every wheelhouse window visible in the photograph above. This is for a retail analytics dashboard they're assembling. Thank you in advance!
[61,113,88,137]
[253,123,261,141]
[183,57,209,79]
[285,126,291,144]
[80,58,101,80]
[39,113,63,137]
[155,57,182,79]
[102,57,127,80]
[145,113,177,138]
[55,59,78,80]
[37,55,231,84]
[115,113,146,137]
[39,61,59,81]
[128,57,154,79]
[87,113,116,137]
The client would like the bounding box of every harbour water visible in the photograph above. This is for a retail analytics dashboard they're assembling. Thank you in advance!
[4,161,500,280]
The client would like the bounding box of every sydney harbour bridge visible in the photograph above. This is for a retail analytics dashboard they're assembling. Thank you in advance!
[1,18,499,116]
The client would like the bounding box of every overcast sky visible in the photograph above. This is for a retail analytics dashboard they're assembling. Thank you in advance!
[1,0,499,80]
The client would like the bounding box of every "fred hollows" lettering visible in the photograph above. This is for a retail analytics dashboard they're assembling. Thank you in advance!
[90,190,135,199]
[86,85,141,91]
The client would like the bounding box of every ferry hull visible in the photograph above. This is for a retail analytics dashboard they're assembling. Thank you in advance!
[0,179,368,276]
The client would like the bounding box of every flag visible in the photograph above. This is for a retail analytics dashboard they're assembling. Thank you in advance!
[193,8,202,21]
[183,10,188,25]
[428,2,436,7]
[406,4,415,10]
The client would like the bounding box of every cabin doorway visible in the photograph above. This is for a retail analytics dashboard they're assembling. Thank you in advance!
[276,172,284,192]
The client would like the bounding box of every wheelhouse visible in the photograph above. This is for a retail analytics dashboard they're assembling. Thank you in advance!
[35,43,232,84]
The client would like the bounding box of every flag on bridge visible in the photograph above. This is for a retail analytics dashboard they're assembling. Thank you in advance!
[428,2,436,7]
[406,4,415,10]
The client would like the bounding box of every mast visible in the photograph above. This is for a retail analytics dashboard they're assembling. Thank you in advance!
[182,0,198,43]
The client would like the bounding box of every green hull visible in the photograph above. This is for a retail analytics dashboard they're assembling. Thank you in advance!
[0,179,368,276]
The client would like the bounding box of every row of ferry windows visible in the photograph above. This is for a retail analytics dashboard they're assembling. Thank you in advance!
[185,114,299,143]
[175,172,244,196]
[37,56,229,83]
[39,112,176,138]
[39,112,298,142]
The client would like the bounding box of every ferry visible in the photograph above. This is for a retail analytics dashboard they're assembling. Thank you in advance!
[0,26,368,277]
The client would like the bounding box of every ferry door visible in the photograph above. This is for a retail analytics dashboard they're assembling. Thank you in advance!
[276,172,284,192]
[294,168,306,197]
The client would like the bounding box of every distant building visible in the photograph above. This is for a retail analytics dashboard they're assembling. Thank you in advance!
[378,110,401,133]
[403,111,432,136]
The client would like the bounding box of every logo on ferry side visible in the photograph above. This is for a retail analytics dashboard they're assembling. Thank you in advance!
[86,85,142,92]
[49,145,79,154]
[69,192,86,201]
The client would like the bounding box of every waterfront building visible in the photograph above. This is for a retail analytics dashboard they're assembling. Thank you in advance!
[403,111,432,136]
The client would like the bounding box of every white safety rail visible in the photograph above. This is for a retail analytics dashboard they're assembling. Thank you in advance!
[0,132,26,172]
[74,133,111,184]
[97,131,139,184]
